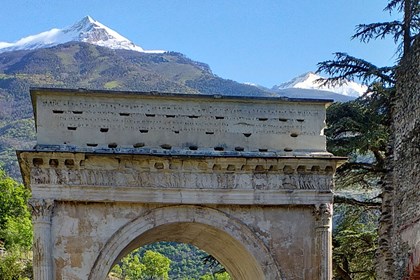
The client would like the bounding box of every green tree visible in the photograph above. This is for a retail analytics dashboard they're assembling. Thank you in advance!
[110,249,171,280]
[139,242,227,279]
[200,272,231,280]
[332,205,378,279]
[141,250,171,280]
[0,248,32,280]
[326,88,391,189]
[0,168,32,250]
[1,216,33,250]
[317,0,420,279]
[325,97,384,279]
[0,167,33,279]
[122,253,146,280]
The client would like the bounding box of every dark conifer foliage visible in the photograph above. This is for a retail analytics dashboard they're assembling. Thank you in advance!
[317,1,420,279]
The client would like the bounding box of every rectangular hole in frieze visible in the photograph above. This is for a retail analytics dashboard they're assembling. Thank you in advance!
[154,162,164,169]
[259,148,268,152]
[215,116,225,120]
[100,128,109,133]
[235,147,244,151]
[214,146,224,151]
[297,165,306,173]
[241,165,251,171]
[311,166,321,172]
[87,143,98,147]
[173,131,180,134]
[290,133,299,138]
[205,132,214,135]
[296,119,305,122]
[227,165,235,171]
[133,143,145,148]
[67,127,77,131]
[64,159,75,167]
[145,114,155,117]
[119,112,130,116]
[166,115,175,118]
[52,110,64,114]
[279,118,288,122]
[140,129,149,133]
[255,165,265,172]
[108,143,118,149]
[258,118,268,121]
[325,166,334,173]
[243,133,252,137]
[212,164,221,171]
[189,145,198,150]
[188,115,199,119]
[72,111,83,114]
[49,159,59,167]
[160,144,172,150]
[33,158,43,167]
[284,147,293,152]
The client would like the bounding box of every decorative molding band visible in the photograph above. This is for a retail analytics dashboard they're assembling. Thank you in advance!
[18,152,342,190]
[31,185,333,205]
[29,167,334,190]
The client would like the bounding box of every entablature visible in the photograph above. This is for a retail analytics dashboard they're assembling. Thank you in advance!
[18,151,345,205]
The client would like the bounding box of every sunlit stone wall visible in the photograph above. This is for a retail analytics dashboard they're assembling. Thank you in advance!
[32,88,331,156]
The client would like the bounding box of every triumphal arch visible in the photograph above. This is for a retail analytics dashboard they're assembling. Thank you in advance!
[18,87,344,279]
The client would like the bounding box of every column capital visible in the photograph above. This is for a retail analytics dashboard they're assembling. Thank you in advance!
[314,203,332,227]
[28,198,55,223]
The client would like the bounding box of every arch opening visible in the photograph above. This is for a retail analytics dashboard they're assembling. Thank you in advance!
[108,240,231,279]
[89,206,282,280]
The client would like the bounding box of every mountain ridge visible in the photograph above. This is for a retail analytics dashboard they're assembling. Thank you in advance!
[272,72,367,97]
[0,16,164,54]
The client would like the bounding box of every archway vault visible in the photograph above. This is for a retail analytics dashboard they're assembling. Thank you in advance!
[89,205,282,280]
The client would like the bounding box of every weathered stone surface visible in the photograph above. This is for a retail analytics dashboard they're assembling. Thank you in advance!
[53,203,320,280]
[31,88,332,156]
[377,39,420,279]
[393,43,420,279]
[18,152,340,207]
[18,88,344,279]
[29,198,55,280]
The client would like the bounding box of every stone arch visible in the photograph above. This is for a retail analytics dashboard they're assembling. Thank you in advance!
[88,205,282,280]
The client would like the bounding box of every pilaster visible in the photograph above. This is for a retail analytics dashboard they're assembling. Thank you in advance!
[29,198,55,280]
[315,203,333,280]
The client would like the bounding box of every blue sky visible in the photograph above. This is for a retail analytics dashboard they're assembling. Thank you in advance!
[1,0,398,87]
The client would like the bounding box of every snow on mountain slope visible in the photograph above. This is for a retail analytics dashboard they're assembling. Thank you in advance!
[272,72,367,97]
[0,16,165,54]
[275,88,354,102]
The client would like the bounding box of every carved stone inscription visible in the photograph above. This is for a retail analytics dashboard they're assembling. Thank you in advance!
[35,92,328,153]
[42,100,319,133]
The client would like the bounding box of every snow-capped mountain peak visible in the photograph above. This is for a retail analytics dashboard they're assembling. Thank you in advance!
[273,72,367,97]
[0,16,165,54]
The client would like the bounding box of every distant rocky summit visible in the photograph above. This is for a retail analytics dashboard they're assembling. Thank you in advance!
[0,16,164,54]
